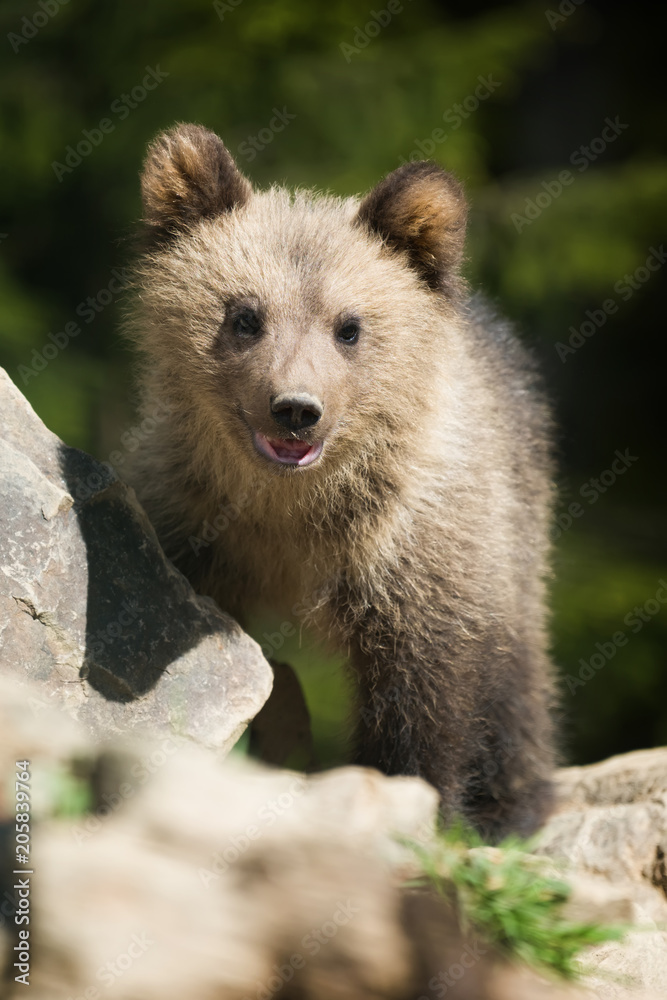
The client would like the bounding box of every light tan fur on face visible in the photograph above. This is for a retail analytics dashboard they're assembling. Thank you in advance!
[124,124,556,840]
[127,185,462,609]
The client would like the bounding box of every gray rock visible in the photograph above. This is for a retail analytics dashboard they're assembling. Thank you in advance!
[0,672,85,782]
[539,750,667,900]
[2,676,665,1000]
[554,748,667,811]
[16,735,664,1000]
[0,685,457,1000]
[536,747,667,997]
[0,367,272,752]
[114,748,440,871]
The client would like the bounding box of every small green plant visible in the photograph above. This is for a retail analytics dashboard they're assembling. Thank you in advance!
[50,767,93,818]
[31,760,93,819]
[405,822,625,979]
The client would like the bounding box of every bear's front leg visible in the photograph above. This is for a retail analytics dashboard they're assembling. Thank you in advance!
[348,617,554,841]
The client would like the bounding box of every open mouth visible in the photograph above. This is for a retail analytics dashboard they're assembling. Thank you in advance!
[253,432,323,467]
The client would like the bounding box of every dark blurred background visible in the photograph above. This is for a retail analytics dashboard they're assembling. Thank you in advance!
[1,0,665,769]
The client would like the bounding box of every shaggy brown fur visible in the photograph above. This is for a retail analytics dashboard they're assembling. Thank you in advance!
[123,123,557,840]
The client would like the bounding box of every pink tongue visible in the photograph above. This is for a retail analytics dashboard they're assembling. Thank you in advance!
[269,438,312,460]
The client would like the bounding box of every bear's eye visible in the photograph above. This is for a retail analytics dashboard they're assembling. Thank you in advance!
[232,307,262,337]
[337,318,360,344]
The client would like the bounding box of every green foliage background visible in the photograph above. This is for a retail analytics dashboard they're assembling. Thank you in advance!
[1,0,665,767]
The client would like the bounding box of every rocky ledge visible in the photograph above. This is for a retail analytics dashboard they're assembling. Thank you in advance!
[0,366,273,752]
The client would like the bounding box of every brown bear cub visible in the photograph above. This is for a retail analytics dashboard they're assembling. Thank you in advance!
[124,123,556,840]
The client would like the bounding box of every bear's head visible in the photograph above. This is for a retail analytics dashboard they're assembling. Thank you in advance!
[130,124,467,485]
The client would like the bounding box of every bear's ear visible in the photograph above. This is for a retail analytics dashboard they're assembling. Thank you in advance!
[356,161,467,294]
[140,123,252,243]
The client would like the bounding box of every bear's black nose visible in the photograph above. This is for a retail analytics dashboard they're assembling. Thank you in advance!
[271,392,323,430]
